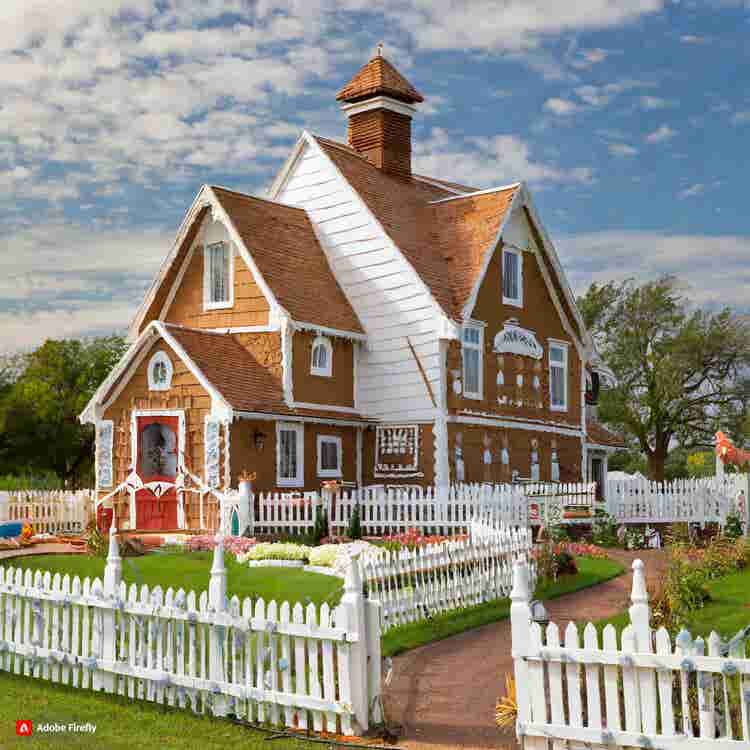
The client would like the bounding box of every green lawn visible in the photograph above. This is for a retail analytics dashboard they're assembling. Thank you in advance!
[0,552,343,609]
[0,670,319,750]
[597,566,750,639]
[381,556,625,656]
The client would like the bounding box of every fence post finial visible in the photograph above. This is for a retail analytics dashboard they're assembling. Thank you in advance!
[630,558,648,604]
[510,558,531,603]
[103,517,121,597]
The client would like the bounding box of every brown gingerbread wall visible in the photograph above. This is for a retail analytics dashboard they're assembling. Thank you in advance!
[230,419,359,492]
[101,337,220,530]
[447,240,582,428]
[447,423,583,484]
[163,243,269,329]
[291,332,355,407]
[361,423,435,486]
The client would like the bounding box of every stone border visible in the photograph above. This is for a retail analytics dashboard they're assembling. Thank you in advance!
[303,564,345,578]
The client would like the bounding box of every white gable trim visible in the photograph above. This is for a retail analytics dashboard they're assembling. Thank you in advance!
[267,134,308,200]
[461,183,585,354]
[429,182,521,205]
[280,131,454,337]
[128,185,285,342]
[461,186,523,321]
[79,320,233,425]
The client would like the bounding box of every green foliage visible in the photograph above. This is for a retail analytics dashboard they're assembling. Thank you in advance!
[578,276,750,480]
[0,336,127,487]
[547,524,570,542]
[312,505,328,544]
[83,519,107,557]
[0,471,61,491]
[624,526,647,550]
[591,513,619,547]
[346,502,362,540]
[723,513,744,540]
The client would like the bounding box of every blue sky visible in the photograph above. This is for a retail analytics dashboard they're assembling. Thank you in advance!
[2,0,750,353]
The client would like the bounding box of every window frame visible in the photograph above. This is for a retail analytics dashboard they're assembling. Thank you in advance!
[203,240,234,311]
[316,435,343,478]
[310,335,333,377]
[502,247,523,308]
[461,323,484,400]
[147,350,173,391]
[276,422,304,487]
[548,340,569,412]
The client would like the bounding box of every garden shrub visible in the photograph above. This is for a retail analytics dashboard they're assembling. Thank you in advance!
[312,507,329,545]
[308,544,339,568]
[532,542,578,582]
[590,513,619,547]
[623,526,647,550]
[346,503,362,540]
[723,513,744,541]
[241,542,311,562]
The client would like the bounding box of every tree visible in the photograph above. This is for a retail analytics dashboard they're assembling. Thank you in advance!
[578,276,750,480]
[0,336,127,487]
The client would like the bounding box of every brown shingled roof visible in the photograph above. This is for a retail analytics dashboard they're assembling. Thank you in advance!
[314,136,518,321]
[211,187,363,334]
[165,324,373,421]
[336,56,424,104]
[586,418,626,448]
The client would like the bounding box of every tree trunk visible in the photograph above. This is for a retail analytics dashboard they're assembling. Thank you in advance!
[647,446,667,482]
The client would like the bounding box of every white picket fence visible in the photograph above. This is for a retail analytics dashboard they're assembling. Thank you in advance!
[0,490,94,535]
[362,519,535,632]
[606,474,749,527]
[0,531,382,735]
[511,558,750,749]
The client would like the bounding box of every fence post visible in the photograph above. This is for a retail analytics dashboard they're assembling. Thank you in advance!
[339,555,369,733]
[365,599,383,725]
[239,476,254,535]
[510,559,541,746]
[208,534,228,716]
[99,515,121,693]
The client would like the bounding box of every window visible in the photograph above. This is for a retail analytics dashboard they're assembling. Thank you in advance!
[317,435,342,478]
[147,351,173,391]
[310,336,332,377]
[502,248,523,307]
[277,422,304,487]
[462,324,483,399]
[204,241,232,309]
[549,341,569,411]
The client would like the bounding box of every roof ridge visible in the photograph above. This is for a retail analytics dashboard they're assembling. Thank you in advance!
[209,184,303,212]
[429,183,522,205]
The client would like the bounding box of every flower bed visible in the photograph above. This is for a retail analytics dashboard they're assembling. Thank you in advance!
[185,535,257,556]
[379,528,468,550]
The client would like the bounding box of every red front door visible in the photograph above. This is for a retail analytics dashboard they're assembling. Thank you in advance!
[135,415,179,530]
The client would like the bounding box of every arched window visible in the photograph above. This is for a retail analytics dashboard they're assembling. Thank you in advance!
[148,350,173,391]
[310,336,332,377]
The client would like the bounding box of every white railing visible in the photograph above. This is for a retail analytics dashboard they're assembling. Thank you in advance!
[606,474,749,527]
[0,490,94,535]
[363,519,535,633]
[0,531,382,736]
[510,558,750,749]
[329,483,529,535]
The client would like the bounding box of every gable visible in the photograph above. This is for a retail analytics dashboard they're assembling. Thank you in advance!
[163,214,270,329]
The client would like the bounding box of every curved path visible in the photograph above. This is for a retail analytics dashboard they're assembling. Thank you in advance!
[0,541,85,561]
[382,549,667,750]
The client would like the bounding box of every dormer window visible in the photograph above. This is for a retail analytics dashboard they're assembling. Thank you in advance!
[310,336,333,377]
[148,350,173,391]
[204,241,232,309]
[462,324,483,399]
[502,247,523,307]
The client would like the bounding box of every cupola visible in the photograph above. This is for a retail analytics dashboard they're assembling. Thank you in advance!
[336,49,423,178]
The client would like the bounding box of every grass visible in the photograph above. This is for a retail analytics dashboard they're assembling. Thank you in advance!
[0,670,320,749]
[0,551,343,609]
[596,566,750,639]
[381,556,625,657]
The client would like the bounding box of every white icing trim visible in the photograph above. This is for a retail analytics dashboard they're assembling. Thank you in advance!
[293,320,367,342]
[429,182,522,205]
[95,420,114,490]
[234,411,372,428]
[340,95,417,118]
[292,402,360,414]
[493,319,543,359]
[449,412,583,437]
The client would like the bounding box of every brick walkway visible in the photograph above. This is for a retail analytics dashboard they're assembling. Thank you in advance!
[383,549,668,750]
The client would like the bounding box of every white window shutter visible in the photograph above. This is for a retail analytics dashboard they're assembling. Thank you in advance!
[96,420,114,488]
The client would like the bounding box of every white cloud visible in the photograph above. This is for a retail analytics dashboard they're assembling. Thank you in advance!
[570,47,609,69]
[413,127,593,186]
[640,95,670,110]
[680,34,707,44]
[732,111,750,125]
[608,143,638,157]
[645,124,677,143]
[559,231,750,310]
[677,182,721,199]
[544,97,580,116]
